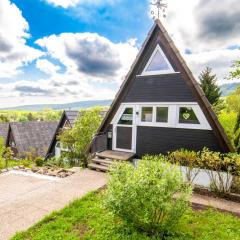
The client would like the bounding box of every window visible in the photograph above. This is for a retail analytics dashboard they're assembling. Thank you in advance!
[179,107,200,124]
[142,45,174,75]
[141,107,153,122]
[146,50,170,72]
[118,108,133,125]
[156,107,168,123]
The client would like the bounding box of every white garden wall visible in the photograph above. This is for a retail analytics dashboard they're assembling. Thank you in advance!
[133,159,233,190]
[179,166,233,190]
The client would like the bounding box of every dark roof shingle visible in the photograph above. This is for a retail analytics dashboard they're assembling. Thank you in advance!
[65,110,79,127]
[0,123,9,145]
[10,121,58,157]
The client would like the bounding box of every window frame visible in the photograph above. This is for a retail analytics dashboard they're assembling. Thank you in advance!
[136,103,211,130]
[176,105,209,129]
[139,105,171,127]
[156,106,169,123]
[141,45,175,76]
[141,106,154,123]
[178,106,200,125]
[117,107,134,126]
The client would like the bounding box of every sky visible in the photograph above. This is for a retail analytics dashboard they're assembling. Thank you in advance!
[0,0,239,108]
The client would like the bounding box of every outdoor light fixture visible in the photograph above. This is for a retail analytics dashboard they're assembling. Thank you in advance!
[107,132,112,139]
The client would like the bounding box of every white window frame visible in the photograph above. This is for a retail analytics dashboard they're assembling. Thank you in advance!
[176,105,211,130]
[120,102,212,130]
[139,105,171,127]
[142,45,175,76]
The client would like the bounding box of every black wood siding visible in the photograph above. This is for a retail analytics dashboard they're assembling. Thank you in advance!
[91,134,108,153]
[116,127,132,150]
[136,126,223,157]
[123,73,196,103]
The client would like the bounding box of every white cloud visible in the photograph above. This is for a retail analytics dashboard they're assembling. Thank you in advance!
[0,0,43,78]
[0,75,116,107]
[149,0,240,82]
[44,0,115,8]
[160,0,240,52]
[36,59,60,75]
[185,49,240,83]
[36,33,138,83]
[1,0,239,108]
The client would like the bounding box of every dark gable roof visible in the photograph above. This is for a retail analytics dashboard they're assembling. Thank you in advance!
[0,123,9,145]
[92,19,233,152]
[10,121,58,157]
[65,110,79,127]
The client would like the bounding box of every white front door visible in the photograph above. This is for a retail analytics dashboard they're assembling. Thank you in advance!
[112,105,136,153]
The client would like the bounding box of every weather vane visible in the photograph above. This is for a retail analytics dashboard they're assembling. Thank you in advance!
[150,0,168,19]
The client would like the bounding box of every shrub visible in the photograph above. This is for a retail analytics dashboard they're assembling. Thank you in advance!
[104,158,192,237]
[20,147,38,162]
[167,149,201,185]
[166,148,240,195]
[3,147,14,168]
[59,107,102,167]
[35,157,44,167]
[0,137,5,168]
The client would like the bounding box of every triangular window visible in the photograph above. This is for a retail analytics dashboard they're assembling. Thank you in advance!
[142,45,174,75]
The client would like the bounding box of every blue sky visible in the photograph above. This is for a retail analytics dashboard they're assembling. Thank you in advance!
[0,0,239,107]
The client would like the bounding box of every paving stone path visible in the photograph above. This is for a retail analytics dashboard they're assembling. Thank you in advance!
[191,193,240,217]
[0,169,107,240]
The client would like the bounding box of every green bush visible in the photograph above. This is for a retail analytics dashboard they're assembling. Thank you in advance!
[167,149,201,185]
[165,148,240,195]
[59,107,103,167]
[35,157,44,167]
[0,137,5,168]
[104,158,192,237]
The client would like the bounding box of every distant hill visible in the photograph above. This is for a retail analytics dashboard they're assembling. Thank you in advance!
[220,82,240,97]
[1,99,113,111]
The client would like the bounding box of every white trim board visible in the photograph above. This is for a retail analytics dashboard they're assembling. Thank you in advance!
[111,102,212,131]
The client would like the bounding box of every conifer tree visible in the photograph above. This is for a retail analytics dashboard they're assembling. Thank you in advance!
[199,67,222,105]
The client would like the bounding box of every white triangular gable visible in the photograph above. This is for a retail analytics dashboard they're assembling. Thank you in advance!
[142,45,174,75]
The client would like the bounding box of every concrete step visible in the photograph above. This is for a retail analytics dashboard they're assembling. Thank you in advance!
[92,158,113,166]
[96,150,135,161]
[88,163,108,172]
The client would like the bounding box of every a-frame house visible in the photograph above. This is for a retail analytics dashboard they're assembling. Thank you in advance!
[89,19,233,169]
[46,110,79,159]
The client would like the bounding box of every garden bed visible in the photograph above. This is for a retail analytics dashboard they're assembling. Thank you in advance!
[0,165,76,178]
[12,192,240,240]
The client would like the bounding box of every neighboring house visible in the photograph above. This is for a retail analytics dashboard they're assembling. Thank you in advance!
[46,110,79,159]
[7,121,58,158]
[90,19,233,158]
[46,110,108,159]
[0,123,10,145]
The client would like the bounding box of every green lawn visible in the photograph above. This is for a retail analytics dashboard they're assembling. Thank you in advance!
[12,192,240,240]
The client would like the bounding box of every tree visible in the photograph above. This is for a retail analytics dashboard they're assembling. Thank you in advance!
[229,60,240,80]
[234,112,240,153]
[226,87,240,113]
[199,67,222,105]
[59,107,102,167]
